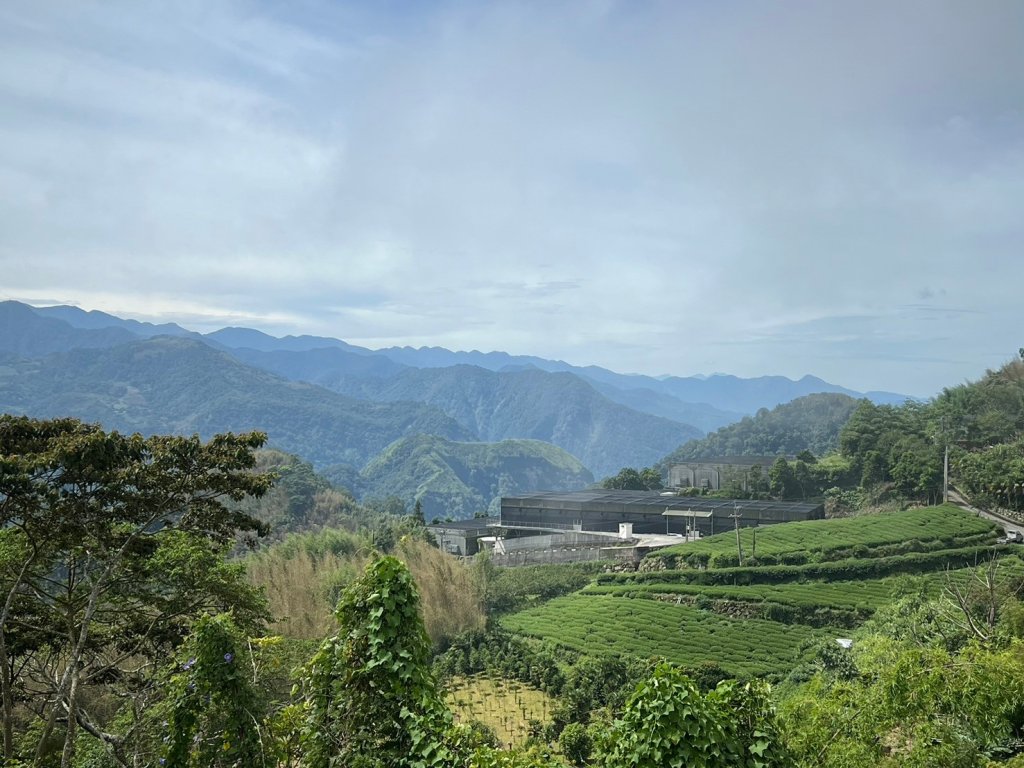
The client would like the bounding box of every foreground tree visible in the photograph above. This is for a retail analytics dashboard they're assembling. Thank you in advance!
[0,416,272,767]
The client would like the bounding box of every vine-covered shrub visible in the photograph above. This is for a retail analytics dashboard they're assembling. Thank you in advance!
[603,664,788,768]
[298,555,455,768]
[164,613,267,768]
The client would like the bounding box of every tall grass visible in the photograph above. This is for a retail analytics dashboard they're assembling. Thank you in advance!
[397,539,486,646]
[245,529,485,646]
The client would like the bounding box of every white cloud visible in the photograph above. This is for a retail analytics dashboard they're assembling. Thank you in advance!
[1,0,1022,396]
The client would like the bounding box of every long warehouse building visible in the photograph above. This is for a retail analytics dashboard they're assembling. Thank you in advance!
[499,490,824,537]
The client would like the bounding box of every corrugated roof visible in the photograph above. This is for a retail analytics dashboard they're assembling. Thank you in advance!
[500,490,822,516]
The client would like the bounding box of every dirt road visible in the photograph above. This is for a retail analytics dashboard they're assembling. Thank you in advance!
[948,488,1024,539]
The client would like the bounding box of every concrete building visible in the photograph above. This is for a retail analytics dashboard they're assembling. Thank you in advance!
[427,517,498,556]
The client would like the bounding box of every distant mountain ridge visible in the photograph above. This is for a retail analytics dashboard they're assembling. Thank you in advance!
[0,334,473,469]
[658,392,864,469]
[15,300,913,417]
[1,300,917,517]
[316,364,703,478]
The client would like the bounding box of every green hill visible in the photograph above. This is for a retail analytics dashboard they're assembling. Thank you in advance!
[359,434,594,519]
[659,392,861,467]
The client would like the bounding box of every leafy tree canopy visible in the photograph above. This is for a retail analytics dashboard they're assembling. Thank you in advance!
[0,416,273,767]
[601,467,664,491]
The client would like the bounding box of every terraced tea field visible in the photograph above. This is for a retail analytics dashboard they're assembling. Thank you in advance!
[582,577,901,611]
[502,595,829,678]
[649,505,998,567]
[500,507,1018,681]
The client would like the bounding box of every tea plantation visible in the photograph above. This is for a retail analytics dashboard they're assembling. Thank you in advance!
[500,505,1016,677]
[647,504,997,569]
[502,595,830,677]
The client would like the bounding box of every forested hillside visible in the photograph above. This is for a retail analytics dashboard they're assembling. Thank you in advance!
[324,365,701,478]
[359,435,594,519]
[838,354,1024,512]
[660,393,862,465]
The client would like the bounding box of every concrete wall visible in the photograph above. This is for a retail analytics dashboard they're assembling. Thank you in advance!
[487,546,637,567]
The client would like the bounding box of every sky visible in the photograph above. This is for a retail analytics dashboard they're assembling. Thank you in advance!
[1,1,1022,398]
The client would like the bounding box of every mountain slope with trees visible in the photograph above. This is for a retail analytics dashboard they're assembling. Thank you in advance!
[660,393,863,466]
[359,434,594,519]
[328,365,701,478]
[835,353,1024,510]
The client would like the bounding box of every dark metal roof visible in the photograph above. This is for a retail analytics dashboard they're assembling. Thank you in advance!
[499,490,822,517]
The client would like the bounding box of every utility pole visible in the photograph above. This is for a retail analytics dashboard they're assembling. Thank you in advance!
[943,441,949,504]
[940,414,949,504]
[731,504,743,566]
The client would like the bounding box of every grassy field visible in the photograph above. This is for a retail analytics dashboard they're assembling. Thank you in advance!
[648,505,998,567]
[501,595,829,678]
[446,674,555,747]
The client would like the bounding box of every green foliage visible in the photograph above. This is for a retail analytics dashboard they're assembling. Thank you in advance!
[601,467,663,491]
[549,655,651,732]
[465,744,570,767]
[164,614,268,768]
[235,449,359,538]
[603,664,788,768]
[781,638,1024,766]
[0,417,272,766]
[557,722,591,765]
[662,393,862,466]
[482,562,604,614]
[610,544,1007,590]
[956,436,1024,512]
[583,577,907,621]
[297,555,455,768]
[433,628,566,695]
[832,357,1024,508]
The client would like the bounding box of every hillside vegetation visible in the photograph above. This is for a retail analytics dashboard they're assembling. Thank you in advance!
[660,392,862,465]
[647,504,998,568]
[11,413,1024,768]
[834,355,1024,511]
[305,364,703,478]
[359,434,594,519]
[503,596,828,677]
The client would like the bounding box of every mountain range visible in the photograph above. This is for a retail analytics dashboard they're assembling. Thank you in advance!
[0,300,914,517]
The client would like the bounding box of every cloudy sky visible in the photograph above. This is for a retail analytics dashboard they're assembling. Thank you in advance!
[1,1,1022,397]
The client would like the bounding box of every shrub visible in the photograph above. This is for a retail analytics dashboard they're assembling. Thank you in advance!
[558,723,592,765]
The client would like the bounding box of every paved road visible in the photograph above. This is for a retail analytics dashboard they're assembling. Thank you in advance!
[948,488,1024,539]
